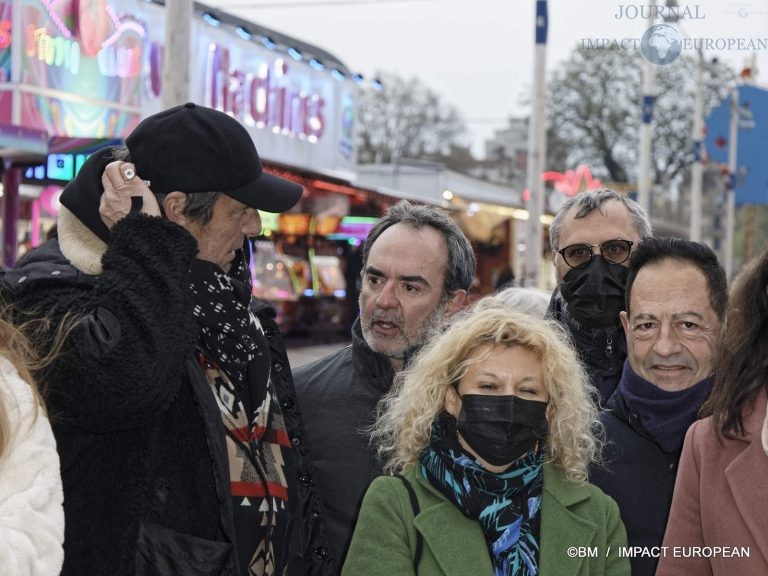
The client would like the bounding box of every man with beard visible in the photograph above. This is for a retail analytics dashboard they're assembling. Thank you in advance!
[591,237,725,576]
[547,189,652,407]
[289,200,475,574]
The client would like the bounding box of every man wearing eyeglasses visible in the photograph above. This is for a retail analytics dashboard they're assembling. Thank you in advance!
[547,189,652,406]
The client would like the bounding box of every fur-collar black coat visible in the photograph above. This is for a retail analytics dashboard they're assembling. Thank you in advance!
[4,213,240,575]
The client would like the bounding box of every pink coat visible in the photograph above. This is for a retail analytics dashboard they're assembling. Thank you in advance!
[657,389,768,576]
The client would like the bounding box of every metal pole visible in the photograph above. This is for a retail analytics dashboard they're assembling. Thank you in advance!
[162,0,192,108]
[524,0,548,288]
[638,0,656,215]
[689,50,704,242]
[725,86,738,279]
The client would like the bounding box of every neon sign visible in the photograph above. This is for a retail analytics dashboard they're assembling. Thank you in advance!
[97,3,144,78]
[24,152,89,182]
[542,165,602,197]
[0,20,11,50]
[27,0,145,78]
[26,25,81,74]
[206,45,325,142]
[97,43,141,77]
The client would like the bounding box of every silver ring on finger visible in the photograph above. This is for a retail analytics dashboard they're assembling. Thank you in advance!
[123,168,136,180]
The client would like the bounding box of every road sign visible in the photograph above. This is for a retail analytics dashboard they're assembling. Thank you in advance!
[706,85,768,205]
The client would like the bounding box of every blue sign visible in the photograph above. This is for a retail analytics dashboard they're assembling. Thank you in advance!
[705,85,768,205]
[535,0,548,45]
[642,95,656,124]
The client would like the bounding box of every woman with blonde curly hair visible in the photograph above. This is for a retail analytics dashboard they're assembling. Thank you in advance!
[342,304,630,576]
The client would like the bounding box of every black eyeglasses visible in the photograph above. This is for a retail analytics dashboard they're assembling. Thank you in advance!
[557,239,634,269]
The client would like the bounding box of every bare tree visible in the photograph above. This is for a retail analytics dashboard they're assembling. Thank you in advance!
[547,47,735,186]
[357,72,467,164]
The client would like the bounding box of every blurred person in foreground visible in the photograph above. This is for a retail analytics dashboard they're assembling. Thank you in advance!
[291,200,475,574]
[343,305,630,576]
[489,286,550,318]
[3,103,304,576]
[590,238,726,576]
[548,189,652,407]
[0,311,63,576]
[658,244,768,576]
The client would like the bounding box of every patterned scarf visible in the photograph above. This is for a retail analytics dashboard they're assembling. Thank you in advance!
[190,248,258,387]
[419,415,544,576]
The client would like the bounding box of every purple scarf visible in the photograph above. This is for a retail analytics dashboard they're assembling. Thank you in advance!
[618,360,712,453]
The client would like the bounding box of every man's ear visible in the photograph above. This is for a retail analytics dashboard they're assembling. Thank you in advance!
[163,192,188,226]
[445,289,469,316]
[620,310,629,334]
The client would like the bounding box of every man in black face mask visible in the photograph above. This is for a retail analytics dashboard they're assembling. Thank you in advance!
[546,189,651,407]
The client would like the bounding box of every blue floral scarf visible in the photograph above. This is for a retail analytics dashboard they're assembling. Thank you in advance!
[419,415,544,576]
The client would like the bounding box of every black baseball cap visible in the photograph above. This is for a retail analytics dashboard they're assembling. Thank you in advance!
[126,102,303,213]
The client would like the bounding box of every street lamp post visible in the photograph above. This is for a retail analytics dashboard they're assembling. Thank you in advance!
[638,0,656,215]
[163,0,192,108]
[524,0,548,288]
[689,50,704,242]
[725,86,738,279]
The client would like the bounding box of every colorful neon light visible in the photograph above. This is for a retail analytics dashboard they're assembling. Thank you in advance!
[34,0,146,79]
[26,25,81,74]
[39,0,72,39]
[102,5,145,48]
[207,44,326,142]
[0,20,11,50]
[542,165,602,197]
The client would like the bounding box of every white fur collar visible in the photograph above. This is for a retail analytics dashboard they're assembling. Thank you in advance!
[57,206,106,276]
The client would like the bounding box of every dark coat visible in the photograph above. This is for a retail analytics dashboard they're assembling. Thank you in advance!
[547,291,626,406]
[3,215,238,575]
[3,214,299,576]
[288,319,394,576]
[590,391,681,576]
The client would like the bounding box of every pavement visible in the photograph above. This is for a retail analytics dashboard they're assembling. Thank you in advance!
[286,341,350,368]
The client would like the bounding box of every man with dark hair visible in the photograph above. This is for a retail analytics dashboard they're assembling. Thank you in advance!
[290,200,476,574]
[3,103,304,576]
[590,237,726,576]
[548,188,652,406]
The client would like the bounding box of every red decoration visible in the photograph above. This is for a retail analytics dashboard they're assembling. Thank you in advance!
[0,21,11,50]
[75,0,109,57]
[541,165,602,197]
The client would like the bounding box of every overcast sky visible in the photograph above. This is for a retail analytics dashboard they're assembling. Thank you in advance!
[217,0,766,158]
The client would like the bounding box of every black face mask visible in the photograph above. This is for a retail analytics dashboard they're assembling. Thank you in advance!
[455,394,548,466]
[558,256,629,329]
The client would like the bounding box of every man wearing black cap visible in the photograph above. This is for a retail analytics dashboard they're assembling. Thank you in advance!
[3,103,304,576]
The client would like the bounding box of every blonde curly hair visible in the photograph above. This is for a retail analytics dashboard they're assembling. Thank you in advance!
[371,302,602,481]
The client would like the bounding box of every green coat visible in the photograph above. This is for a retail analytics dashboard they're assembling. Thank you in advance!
[342,463,630,576]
